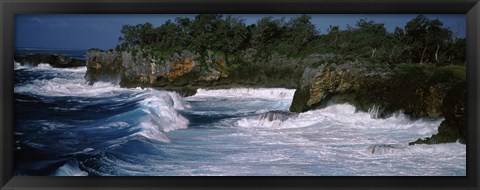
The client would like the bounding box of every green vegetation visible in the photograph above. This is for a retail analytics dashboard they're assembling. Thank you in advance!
[115,14,466,67]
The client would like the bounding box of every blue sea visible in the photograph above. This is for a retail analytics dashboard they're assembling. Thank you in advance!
[13,48,466,176]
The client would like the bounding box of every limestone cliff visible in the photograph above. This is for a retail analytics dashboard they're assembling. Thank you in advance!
[85,50,229,87]
[409,82,466,144]
[290,62,466,144]
[85,49,304,90]
[85,49,466,144]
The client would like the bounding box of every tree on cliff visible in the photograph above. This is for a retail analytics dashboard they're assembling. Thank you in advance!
[402,15,456,65]
[249,17,286,59]
[285,15,318,52]
[355,19,388,60]
[114,14,465,66]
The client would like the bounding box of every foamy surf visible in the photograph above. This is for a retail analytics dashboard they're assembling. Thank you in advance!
[363,142,466,157]
[238,103,442,135]
[15,62,191,144]
[192,88,296,100]
[134,90,190,142]
[14,61,31,70]
[14,62,87,72]
[53,160,88,176]
[14,53,465,176]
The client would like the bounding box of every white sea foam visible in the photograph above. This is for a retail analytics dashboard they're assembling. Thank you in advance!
[54,66,87,73]
[225,103,463,176]
[59,88,463,176]
[14,77,129,97]
[14,65,141,98]
[14,62,122,97]
[135,90,190,142]
[238,104,442,135]
[35,63,54,69]
[137,121,172,143]
[364,142,466,157]
[16,63,190,143]
[365,144,407,155]
[14,61,31,70]
[237,111,297,128]
[406,142,466,156]
[16,61,465,176]
[53,160,88,176]
[192,88,296,100]
[14,61,87,72]
[26,63,87,73]
[238,118,285,128]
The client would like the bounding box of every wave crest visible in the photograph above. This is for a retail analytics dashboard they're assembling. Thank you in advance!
[53,159,88,176]
[238,110,297,128]
[192,88,296,100]
[136,90,190,142]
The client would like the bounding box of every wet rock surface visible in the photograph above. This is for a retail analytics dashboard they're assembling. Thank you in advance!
[290,62,466,144]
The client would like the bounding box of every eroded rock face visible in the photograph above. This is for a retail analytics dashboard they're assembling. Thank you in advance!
[14,54,86,68]
[85,51,124,84]
[166,56,196,81]
[290,62,466,144]
[85,50,228,87]
[303,64,364,108]
[85,49,304,90]
[409,82,466,144]
[290,62,455,118]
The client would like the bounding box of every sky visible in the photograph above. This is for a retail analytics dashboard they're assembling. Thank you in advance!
[14,14,466,50]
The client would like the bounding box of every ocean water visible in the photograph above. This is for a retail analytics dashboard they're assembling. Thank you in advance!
[13,50,466,176]
[15,47,88,61]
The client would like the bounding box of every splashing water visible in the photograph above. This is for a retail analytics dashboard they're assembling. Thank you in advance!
[14,62,465,176]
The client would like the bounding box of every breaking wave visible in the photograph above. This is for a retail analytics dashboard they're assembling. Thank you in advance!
[14,58,465,176]
[238,103,442,136]
[53,160,88,176]
[192,88,296,100]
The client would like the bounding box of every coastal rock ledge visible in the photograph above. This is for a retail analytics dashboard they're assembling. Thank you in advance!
[84,49,465,145]
[289,62,466,145]
[85,49,303,95]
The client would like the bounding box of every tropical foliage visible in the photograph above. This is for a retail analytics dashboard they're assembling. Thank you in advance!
[115,14,466,66]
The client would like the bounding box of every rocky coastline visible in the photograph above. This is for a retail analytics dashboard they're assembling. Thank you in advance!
[289,61,466,144]
[16,52,467,145]
[84,49,304,95]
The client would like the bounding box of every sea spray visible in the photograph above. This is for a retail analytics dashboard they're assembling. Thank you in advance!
[14,60,465,176]
[193,88,296,100]
[237,103,443,136]
[137,91,190,142]
[53,159,88,176]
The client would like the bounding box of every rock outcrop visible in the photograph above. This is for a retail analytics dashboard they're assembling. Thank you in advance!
[85,50,227,87]
[14,54,86,68]
[290,62,466,144]
[85,49,305,91]
[85,49,467,145]
[409,81,466,144]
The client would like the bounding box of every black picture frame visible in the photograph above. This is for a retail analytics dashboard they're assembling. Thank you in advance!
[1,0,479,189]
